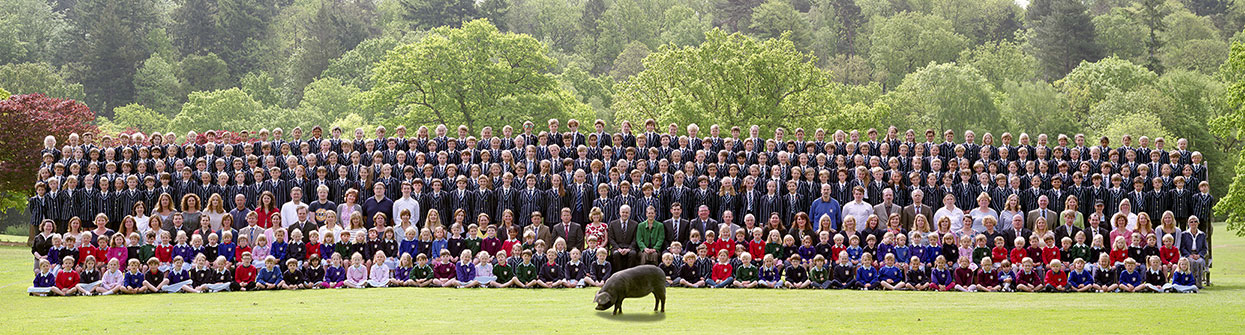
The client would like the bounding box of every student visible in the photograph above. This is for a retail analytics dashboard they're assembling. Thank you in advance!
[1091,254,1119,293]
[1117,258,1144,293]
[1068,258,1094,292]
[658,253,679,286]
[584,248,612,288]
[782,254,810,289]
[878,253,906,290]
[708,250,735,288]
[203,256,233,293]
[455,249,481,288]
[411,253,436,288]
[990,237,1009,265]
[304,254,326,288]
[1164,258,1199,293]
[53,256,85,296]
[97,258,125,295]
[323,253,347,289]
[901,256,928,291]
[256,256,283,290]
[1140,255,1166,293]
[282,258,307,290]
[974,257,999,292]
[827,251,854,289]
[162,256,196,293]
[140,258,165,293]
[1043,259,1068,292]
[996,261,1015,292]
[367,251,392,288]
[514,250,539,288]
[392,254,415,287]
[563,249,586,288]
[230,252,257,291]
[732,251,761,287]
[489,251,520,288]
[675,252,705,288]
[852,253,879,290]
[77,256,102,293]
[29,259,58,296]
[1015,258,1041,292]
[929,256,953,291]
[951,256,975,292]
[757,254,782,289]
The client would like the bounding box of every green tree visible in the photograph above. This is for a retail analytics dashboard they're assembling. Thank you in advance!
[867,12,968,88]
[112,103,170,133]
[1129,0,1166,72]
[0,0,67,65]
[171,0,223,55]
[1055,56,1157,122]
[613,29,850,131]
[887,62,1001,133]
[999,80,1081,136]
[179,53,232,94]
[658,5,713,47]
[1099,112,1173,143]
[330,113,375,135]
[0,88,9,99]
[715,0,764,32]
[1215,42,1245,235]
[133,53,183,116]
[323,36,401,91]
[1094,9,1149,66]
[1161,38,1231,74]
[217,0,277,76]
[592,0,675,73]
[914,0,1021,44]
[0,63,86,100]
[240,71,280,107]
[558,62,615,124]
[748,0,811,50]
[609,41,651,82]
[958,40,1038,89]
[1028,0,1101,80]
[67,0,162,114]
[169,88,264,133]
[298,77,362,128]
[504,0,582,51]
[400,0,479,30]
[831,0,864,56]
[287,0,378,104]
[363,19,590,131]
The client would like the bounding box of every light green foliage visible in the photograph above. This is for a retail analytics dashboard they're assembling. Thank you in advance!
[298,77,363,128]
[866,12,968,88]
[1028,0,1101,80]
[886,62,1000,134]
[112,103,170,133]
[1055,56,1158,121]
[169,88,264,134]
[330,113,376,136]
[503,0,582,51]
[324,37,401,91]
[749,0,811,51]
[363,19,590,131]
[613,29,848,131]
[1093,9,1149,65]
[240,71,281,107]
[592,0,676,73]
[0,87,10,99]
[958,40,1038,89]
[659,5,713,48]
[911,0,1022,44]
[0,0,66,65]
[999,80,1081,137]
[0,62,85,100]
[133,53,183,116]
[1215,42,1245,235]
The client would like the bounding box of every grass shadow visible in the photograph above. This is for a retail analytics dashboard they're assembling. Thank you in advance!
[594,310,666,322]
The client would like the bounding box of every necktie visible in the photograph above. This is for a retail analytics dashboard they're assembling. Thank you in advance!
[565,225,569,238]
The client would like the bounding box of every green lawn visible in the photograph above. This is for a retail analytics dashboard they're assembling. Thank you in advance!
[1,224,1242,333]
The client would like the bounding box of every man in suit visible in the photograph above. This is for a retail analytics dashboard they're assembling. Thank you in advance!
[902,189,935,230]
[873,188,902,222]
[291,205,319,244]
[529,211,555,248]
[1026,195,1054,231]
[688,205,719,239]
[608,205,639,270]
[553,208,585,250]
[664,203,692,250]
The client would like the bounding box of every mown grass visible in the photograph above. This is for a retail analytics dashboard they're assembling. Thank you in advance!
[0,224,1242,334]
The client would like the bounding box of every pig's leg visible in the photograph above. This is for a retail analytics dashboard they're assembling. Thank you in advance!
[614,298,624,315]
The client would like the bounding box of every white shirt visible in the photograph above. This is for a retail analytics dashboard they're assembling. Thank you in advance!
[934,207,965,232]
[842,200,873,227]
[280,201,303,228]
[393,196,421,228]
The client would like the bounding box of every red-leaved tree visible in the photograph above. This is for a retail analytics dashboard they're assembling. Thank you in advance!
[0,94,98,198]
